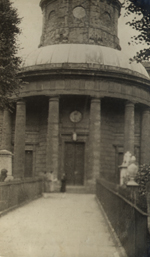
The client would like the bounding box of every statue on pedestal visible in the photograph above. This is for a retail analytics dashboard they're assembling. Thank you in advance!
[127,156,138,186]
[119,151,132,185]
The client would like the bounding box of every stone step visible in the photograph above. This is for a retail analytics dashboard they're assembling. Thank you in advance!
[54,185,86,194]
[55,185,95,194]
[66,186,87,194]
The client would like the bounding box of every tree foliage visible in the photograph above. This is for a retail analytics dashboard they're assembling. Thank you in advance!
[0,0,22,109]
[123,0,150,62]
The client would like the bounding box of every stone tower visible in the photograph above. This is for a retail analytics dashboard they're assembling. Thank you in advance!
[39,0,121,49]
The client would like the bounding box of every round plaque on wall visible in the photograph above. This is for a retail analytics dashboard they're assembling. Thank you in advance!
[70,111,82,123]
[73,6,86,19]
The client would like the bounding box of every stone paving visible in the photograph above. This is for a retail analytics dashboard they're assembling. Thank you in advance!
[0,194,127,257]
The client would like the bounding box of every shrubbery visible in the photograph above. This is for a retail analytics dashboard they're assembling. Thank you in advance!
[118,164,150,212]
[134,164,150,212]
[136,164,150,197]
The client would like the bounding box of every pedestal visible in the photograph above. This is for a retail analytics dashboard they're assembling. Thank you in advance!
[0,150,13,176]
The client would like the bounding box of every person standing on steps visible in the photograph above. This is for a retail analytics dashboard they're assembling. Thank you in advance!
[45,170,55,192]
[60,173,67,193]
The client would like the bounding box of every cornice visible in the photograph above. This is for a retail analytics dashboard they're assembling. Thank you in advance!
[19,64,150,88]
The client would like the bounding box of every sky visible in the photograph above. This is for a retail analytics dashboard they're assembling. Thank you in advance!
[12,0,146,60]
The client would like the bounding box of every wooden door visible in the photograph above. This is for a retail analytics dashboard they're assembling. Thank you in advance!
[64,142,84,185]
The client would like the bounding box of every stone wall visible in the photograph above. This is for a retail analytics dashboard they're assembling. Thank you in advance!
[101,104,115,180]
[39,0,120,49]
[35,102,48,175]
[60,95,90,133]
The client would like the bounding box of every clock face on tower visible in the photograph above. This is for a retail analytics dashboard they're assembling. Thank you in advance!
[70,111,82,123]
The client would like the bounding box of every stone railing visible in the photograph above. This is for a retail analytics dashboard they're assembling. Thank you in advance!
[96,178,149,257]
[0,178,43,214]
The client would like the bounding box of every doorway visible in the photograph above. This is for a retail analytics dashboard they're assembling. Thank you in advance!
[25,150,33,177]
[117,152,123,184]
[64,142,84,185]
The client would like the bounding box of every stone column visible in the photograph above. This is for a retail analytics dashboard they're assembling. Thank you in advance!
[124,101,135,155]
[140,107,150,164]
[13,101,26,179]
[1,109,12,151]
[89,98,101,181]
[46,97,59,178]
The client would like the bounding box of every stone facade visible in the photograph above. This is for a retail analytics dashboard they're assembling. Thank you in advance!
[0,91,148,186]
[0,0,150,192]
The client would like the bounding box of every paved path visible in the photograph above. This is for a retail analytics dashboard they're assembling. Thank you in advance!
[0,194,127,257]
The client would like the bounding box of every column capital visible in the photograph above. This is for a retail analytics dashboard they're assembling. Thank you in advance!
[142,106,150,113]
[125,100,135,106]
[91,97,101,104]
[48,95,59,102]
[16,99,26,106]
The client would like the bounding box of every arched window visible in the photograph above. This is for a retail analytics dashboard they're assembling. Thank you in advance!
[48,10,55,21]
[102,11,111,23]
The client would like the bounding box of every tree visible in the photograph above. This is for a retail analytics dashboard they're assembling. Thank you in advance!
[0,0,21,109]
[123,0,150,62]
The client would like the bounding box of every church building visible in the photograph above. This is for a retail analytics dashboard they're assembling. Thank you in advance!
[1,0,150,192]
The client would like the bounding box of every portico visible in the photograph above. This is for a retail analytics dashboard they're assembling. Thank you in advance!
[1,87,150,191]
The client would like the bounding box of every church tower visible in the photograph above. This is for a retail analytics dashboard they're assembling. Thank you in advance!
[39,0,121,49]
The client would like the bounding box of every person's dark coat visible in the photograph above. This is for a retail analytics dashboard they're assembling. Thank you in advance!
[60,174,67,193]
